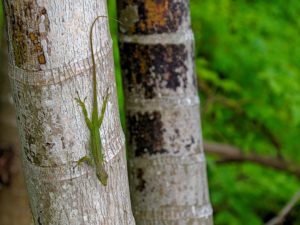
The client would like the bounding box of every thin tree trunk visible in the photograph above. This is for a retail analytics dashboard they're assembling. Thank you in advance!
[3,0,135,224]
[117,0,213,224]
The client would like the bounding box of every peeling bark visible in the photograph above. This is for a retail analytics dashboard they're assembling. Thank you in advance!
[3,0,135,224]
[118,0,213,224]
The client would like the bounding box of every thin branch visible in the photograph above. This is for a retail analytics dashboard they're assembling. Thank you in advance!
[203,142,300,178]
[265,190,300,225]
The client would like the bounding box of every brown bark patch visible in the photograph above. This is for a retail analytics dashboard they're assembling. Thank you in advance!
[4,0,50,69]
[120,43,188,98]
[119,0,188,34]
[127,111,167,156]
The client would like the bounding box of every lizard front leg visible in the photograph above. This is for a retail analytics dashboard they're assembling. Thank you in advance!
[75,91,92,130]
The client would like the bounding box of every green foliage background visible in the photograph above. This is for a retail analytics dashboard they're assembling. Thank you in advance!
[1,0,300,224]
[189,1,300,224]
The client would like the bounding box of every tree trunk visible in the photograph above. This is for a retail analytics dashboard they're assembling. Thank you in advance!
[117,0,213,224]
[3,0,135,224]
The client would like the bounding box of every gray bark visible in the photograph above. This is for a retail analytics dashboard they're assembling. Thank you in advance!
[117,0,213,224]
[3,0,135,224]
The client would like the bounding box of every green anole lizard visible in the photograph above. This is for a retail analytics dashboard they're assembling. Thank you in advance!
[75,16,110,186]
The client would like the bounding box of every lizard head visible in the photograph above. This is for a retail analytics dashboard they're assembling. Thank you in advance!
[96,165,108,186]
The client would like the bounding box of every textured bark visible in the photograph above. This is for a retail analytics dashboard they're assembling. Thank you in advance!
[117,0,213,224]
[3,0,135,224]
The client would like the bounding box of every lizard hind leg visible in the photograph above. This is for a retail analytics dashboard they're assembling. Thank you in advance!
[77,155,94,167]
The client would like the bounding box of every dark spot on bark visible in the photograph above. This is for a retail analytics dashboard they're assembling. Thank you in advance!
[46,142,55,149]
[41,8,47,15]
[127,111,167,156]
[37,216,42,225]
[185,143,191,150]
[118,0,188,34]
[61,137,66,149]
[191,136,195,144]
[17,90,21,100]
[185,136,196,151]
[136,168,146,191]
[120,43,188,98]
